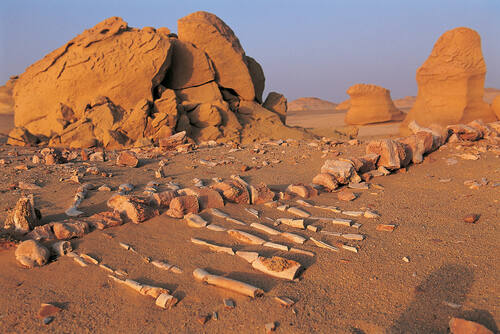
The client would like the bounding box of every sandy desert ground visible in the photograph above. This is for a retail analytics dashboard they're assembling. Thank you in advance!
[0,114,498,334]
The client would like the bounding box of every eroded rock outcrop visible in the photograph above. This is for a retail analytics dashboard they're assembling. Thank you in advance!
[401,27,497,134]
[0,76,16,115]
[492,95,500,120]
[10,13,310,148]
[345,84,404,125]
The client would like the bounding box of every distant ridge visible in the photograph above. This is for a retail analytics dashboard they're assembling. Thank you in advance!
[288,97,337,112]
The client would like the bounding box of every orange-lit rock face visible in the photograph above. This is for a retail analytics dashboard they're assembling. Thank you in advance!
[177,11,255,101]
[345,84,403,125]
[13,17,172,137]
[401,27,497,133]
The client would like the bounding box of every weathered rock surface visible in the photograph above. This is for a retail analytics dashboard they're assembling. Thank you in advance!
[177,11,255,100]
[320,160,356,184]
[401,27,497,134]
[345,84,404,125]
[166,195,199,218]
[107,195,158,223]
[163,39,215,90]
[366,139,411,170]
[212,180,250,204]
[4,196,39,233]
[52,220,89,239]
[312,173,338,191]
[245,56,265,103]
[263,92,287,124]
[250,183,276,204]
[15,240,49,268]
[13,17,173,138]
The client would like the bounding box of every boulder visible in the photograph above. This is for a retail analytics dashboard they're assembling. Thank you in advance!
[174,81,223,103]
[320,159,355,184]
[246,56,265,103]
[86,211,123,230]
[163,39,215,90]
[449,317,493,334]
[212,180,250,204]
[179,187,224,210]
[107,195,158,224]
[447,124,483,141]
[6,127,40,146]
[150,191,178,209]
[52,220,89,239]
[286,184,318,198]
[15,240,50,268]
[187,103,222,127]
[177,11,255,100]
[345,84,404,125]
[250,183,276,204]
[365,139,411,170]
[312,173,338,191]
[263,92,287,124]
[116,151,139,167]
[4,196,39,233]
[13,17,173,138]
[166,195,199,218]
[159,131,187,149]
[492,95,500,120]
[399,132,434,164]
[401,27,497,134]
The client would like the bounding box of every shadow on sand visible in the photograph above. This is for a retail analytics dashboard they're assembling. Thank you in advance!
[388,263,497,334]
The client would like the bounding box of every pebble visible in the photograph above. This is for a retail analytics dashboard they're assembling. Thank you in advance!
[265,322,276,333]
[224,298,235,309]
[43,316,54,325]
[403,256,410,263]
[463,214,479,224]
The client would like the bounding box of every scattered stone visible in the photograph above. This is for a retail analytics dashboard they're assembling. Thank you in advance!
[376,224,396,232]
[274,296,295,308]
[15,239,50,268]
[224,298,235,309]
[107,195,158,223]
[463,214,479,224]
[4,195,39,233]
[87,211,123,230]
[449,317,493,334]
[250,183,276,204]
[166,195,199,218]
[366,139,411,170]
[337,189,356,201]
[116,151,139,167]
[212,180,250,204]
[52,220,89,239]
[286,184,318,198]
[320,159,355,184]
[265,322,276,333]
[312,173,338,191]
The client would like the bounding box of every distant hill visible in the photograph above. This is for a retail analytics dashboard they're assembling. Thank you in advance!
[484,87,500,104]
[393,96,416,110]
[0,77,16,115]
[288,97,337,112]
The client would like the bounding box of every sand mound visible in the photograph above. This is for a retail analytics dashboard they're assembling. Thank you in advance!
[9,12,310,148]
[401,27,497,134]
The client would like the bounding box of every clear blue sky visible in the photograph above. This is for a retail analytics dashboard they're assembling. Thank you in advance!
[1,0,499,102]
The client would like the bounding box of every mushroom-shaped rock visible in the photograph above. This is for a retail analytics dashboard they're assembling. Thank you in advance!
[401,27,497,134]
[15,240,50,268]
[177,11,255,100]
[345,84,404,125]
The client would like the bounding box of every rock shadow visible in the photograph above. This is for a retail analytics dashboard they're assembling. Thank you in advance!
[389,263,475,333]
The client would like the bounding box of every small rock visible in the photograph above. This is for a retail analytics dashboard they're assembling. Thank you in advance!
[4,195,39,233]
[337,189,356,201]
[402,256,410,263]
[265,322,276,333]
[43,316,54,325]
[463,214,479,224]
[116,151,139,168]
[224,298,235,309]
[89,152,105,162]
[449,317,493,334]
[15,240,50,268]
[38,303,62,318]
[197,314,210,325]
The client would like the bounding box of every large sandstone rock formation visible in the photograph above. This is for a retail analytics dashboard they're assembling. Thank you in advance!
[263,92,287,123]
[401,27,497,134]
[177,11,255,101]
[345,84,404,125]
[9,12,311,148]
